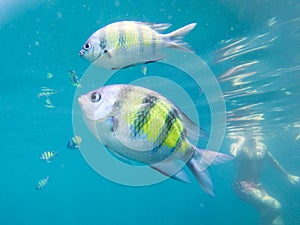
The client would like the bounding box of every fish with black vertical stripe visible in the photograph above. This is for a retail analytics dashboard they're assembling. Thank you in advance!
[78,84,233,196]
[35,176,49,190]
[79,21,196,69]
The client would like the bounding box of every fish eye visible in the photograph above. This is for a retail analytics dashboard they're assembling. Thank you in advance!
[84,42,91,50]
[90,92,101,103]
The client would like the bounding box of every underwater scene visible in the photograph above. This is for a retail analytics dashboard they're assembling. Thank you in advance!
[1,1,300,225]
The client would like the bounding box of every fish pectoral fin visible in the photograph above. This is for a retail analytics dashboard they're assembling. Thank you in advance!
[103,49,112,58]
[151,160,190,183]
[107,116,117,132]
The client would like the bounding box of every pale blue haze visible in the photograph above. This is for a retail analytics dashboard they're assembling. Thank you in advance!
[1,1,300,225]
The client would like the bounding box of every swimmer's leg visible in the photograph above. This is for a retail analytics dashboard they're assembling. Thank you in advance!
[234,181,283,225]
[259,195,283,225]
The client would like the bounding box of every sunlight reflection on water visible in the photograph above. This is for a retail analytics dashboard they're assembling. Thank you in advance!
[212,17,300,141]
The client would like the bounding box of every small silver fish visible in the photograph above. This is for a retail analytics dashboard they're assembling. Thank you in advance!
[40,151,58,162]
[35,176,49,190]
[78,84,233,196]
[79,21,196,69]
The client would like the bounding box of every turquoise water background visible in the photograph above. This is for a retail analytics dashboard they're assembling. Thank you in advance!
[1,1,300,225]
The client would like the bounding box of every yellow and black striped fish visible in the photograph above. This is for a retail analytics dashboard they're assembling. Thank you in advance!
[67,135,82,150]
[40,151,58,162]
[78,84,233,196]
[79,21,196,69]
[35,176,49,190]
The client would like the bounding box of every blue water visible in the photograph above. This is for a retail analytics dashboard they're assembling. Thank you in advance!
[1,1,300,225]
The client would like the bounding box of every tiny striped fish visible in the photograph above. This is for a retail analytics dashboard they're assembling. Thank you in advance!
[40,151,58,162]
[79,21,196,69]
[35,176,49,190]
[78,84,233,196]
[67,135,82,150]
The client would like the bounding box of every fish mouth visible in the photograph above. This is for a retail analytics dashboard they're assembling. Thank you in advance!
[79,49,85,56]
[78,95,88,108]
[78,95,93,120]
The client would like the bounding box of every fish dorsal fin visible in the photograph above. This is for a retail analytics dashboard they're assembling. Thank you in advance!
[137,22,171,32]
[114,102,167,151]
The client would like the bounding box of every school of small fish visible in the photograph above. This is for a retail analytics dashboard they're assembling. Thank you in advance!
[37,86,58,108]
[35,70,83,190]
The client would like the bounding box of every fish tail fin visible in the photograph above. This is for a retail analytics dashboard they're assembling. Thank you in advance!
[165,23,197,39]
[164,23,197,52]
[187,147,234,197]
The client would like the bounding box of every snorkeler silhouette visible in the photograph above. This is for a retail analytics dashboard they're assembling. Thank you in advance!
[230,135,300,225]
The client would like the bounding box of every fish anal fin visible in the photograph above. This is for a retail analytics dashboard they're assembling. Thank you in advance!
[187,147,233,197]
[106,147,144,166]
[121,56,165,69]
[151,160,190,183]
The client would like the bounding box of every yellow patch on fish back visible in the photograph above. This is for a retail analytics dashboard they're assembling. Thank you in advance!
[124,26,139,48]
[105,25,120,49]
[104,22,163,50]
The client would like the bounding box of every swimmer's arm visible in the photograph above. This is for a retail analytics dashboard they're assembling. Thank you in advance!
[267,151,300,185]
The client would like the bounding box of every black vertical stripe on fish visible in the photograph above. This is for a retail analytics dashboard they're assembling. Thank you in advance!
[153,109,183,153]
[132,95,157,136]
[113,86,132,111]
[99,32,107,50]
[137,27,144,54]
[118,29,127,53]
[152,32,156,54]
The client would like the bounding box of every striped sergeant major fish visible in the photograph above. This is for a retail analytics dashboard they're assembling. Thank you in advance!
[36,176,49,190]
[40,151,58,162]
[67,70,81,88]
[67,135,82,150]
[37,87,58,98]
[79,21,196,69]
[78,84,233,196]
